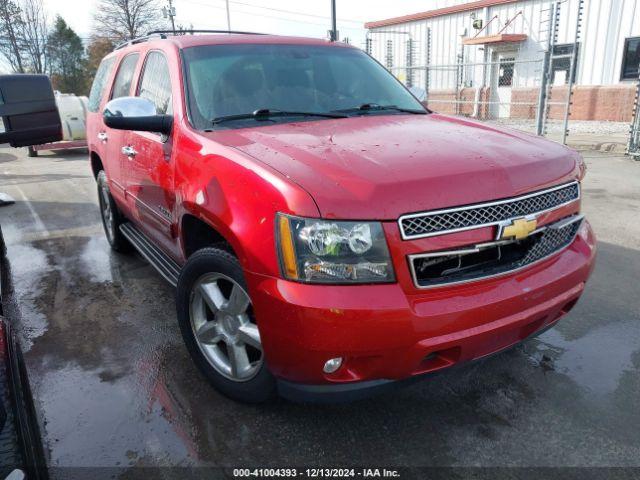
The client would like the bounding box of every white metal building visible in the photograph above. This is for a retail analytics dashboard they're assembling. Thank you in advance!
[365,0,640,121]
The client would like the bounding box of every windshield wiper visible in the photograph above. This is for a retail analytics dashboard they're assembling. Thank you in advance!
[335,104,427,115]
[211,108,348,125]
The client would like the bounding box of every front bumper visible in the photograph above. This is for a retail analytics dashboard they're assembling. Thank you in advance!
[247,220,596,401]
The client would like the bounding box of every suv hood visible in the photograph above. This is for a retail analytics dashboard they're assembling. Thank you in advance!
[211,114,580,220]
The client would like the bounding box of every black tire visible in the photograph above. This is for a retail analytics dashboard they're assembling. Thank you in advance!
[176,248,277,403]
[96,171,131,253]
[26,147,38,158]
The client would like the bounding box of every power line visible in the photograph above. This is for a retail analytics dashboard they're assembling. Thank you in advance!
[79,0,366,44]
[182,0,364,30]
[221,0,366,24]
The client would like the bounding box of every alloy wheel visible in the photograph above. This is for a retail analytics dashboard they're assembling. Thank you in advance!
[189,272,263,382]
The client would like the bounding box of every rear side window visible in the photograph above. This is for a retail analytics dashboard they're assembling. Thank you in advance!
[88,56,116,112]
[111,53,140,99]
[137,51,173,114]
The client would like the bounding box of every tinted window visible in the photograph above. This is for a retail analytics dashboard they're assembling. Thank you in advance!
[183,44,425,129]
[622,37,640,80]
[111,54,139,99]
[137,51,172,114]
[88,56,116,112]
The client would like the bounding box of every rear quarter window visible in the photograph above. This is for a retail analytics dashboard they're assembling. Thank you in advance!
[87,56,116,113]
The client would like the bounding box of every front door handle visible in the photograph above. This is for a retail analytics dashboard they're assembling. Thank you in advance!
[121,146,137,158]
[97,132,108,142]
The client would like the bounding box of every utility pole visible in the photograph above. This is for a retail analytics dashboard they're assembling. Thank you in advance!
[225,0,231,30]
[163,0,177,33]
[330,0,338,41]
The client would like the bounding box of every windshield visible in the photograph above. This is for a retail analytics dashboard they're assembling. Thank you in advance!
[183,43,426,129]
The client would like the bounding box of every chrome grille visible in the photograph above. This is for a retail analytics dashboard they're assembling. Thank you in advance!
[410,216,583,289]
[517,219,581,267]
[399,182,580,240]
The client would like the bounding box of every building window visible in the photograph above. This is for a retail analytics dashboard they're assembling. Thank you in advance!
[621,37,640,80]
[551,43,579,84]
[498,57,515,87]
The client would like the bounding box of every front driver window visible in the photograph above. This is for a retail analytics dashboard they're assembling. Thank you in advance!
[137,51,173,115]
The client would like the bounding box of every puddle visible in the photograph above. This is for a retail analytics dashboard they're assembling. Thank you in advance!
[534,321,640,397]
[5,241,51,350]
[36,364,193,467]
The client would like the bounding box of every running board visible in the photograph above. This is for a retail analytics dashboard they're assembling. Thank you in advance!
[120,223,180,287]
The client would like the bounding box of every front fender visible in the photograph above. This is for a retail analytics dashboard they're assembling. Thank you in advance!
[177,135,319,277]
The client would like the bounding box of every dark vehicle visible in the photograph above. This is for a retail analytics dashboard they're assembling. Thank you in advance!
[0,74,56,479]
[0,227,47,480]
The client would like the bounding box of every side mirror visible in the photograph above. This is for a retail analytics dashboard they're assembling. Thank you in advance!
[0,74,62,147]
[408,86,427,102]
[103,97,172,135]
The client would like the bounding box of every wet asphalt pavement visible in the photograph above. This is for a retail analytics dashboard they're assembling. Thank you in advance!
[0,146,638,478]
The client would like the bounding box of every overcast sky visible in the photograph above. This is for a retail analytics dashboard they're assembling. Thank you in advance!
[42,0,441,47]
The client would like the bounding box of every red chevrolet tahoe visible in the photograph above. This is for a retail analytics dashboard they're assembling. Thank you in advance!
[86,32,596,403]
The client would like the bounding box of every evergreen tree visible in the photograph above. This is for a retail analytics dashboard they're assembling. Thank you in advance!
[47,15,86,94]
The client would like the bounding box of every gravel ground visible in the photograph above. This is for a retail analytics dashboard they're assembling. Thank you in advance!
[487,119,629,135]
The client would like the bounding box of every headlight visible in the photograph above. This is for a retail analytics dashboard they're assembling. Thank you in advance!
[276,214,395,284]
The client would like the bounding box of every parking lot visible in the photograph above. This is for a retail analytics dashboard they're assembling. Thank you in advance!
[0,145,639,477]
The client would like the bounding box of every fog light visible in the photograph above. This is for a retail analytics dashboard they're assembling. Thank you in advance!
[323,357,343,374]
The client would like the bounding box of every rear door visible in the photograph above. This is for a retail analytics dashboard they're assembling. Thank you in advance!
[123,50,176,253]
[104,52,140,208]
[86,55,116,180]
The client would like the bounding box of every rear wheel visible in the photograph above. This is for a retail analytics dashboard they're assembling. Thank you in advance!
[176,248,276,403]
[97,171,131,252]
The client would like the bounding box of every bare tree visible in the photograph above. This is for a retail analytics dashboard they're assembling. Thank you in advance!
[0,0,25,72]
[93,0,164,42]
[19,0,48,73]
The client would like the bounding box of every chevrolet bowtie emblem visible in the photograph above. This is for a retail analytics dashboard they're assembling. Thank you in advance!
[497,216,538,241]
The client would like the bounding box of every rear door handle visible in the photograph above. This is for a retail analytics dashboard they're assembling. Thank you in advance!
[97,132,108,142]
[121,146,137,158]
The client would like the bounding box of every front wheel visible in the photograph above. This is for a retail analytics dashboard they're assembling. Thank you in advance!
[176,248,276,403]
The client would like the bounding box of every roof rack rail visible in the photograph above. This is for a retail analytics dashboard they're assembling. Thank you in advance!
[114,29,266,51]
[114,32,168,50]
[146,29,267,36]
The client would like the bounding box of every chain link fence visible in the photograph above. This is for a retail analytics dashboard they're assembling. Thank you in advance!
[420,57,546,134]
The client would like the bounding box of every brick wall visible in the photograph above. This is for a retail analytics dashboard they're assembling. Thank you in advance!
[426,88,479,116]
[566,84,636,122]
[426,84,636,122]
